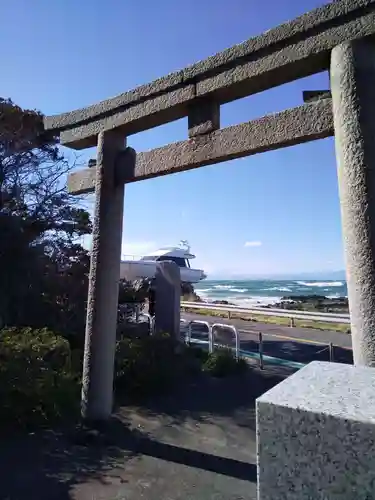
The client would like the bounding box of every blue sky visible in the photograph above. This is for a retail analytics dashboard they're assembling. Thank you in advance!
[1,0,344,278]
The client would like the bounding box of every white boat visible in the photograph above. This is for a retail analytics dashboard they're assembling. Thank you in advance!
[120,241,206,283]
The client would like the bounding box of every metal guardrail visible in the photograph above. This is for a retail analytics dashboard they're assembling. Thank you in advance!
[186,320,213,353]
[121,304,348,370]
[138,312,154,334]
[182,301,350,318]
[181,319,344,371]
[180,301,351,325]
[212,323,239,359]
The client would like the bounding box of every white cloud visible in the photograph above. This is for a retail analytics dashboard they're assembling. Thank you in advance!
[244,241,262,248]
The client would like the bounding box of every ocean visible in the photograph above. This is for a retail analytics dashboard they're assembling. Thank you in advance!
[194,279,348,307]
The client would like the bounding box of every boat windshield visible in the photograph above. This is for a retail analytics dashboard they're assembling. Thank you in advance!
[157,255,187,267]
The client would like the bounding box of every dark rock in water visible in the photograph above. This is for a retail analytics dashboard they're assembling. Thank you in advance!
[213,300,231,305]
[181,282,195,296]
[181,282,202,302]
[281,295,327,302]
[265,294,349,314]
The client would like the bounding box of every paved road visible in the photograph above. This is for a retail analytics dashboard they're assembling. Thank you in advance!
[181,311,353,365]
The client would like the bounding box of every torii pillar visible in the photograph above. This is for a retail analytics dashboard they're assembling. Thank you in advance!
[81,131,135,422]
[331,40,375,366]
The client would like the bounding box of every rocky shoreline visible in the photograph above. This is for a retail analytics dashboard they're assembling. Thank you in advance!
[196,295,349,314]
[261,295,349,313]
[184,281,349,314]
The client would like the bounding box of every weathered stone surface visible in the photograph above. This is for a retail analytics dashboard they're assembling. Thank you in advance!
[68,146,136,195]
[331,40,375,367]
[68,168,96,195]
[154,261,180,340]
[183,0,375,81]
[60,85,195,149]
[44,0,375,150]
[131,100,332,182]
[195,11,375,100]
[68,99,333,195]
[44,71,183,131]
[303,90,331,102]
[81,131,126,421]
[257,361,375,499]
[188,98,220,137]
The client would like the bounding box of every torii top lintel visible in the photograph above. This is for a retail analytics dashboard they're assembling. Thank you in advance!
[44,0,375,150]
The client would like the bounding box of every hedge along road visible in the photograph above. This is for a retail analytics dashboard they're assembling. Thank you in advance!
[181,311,354,366]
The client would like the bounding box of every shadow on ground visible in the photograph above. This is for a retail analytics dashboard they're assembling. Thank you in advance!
[0,365,289,499]
[131,364,293,427]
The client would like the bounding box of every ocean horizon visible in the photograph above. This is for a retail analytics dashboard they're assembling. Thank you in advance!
[194,279,348,307]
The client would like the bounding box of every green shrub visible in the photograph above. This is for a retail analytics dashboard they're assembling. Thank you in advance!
[203,348,248,378]
[184,344,209,370]
[0,327,80,429]
[116,320,150,339]
[114,333,180,399]
[185,344,209,363]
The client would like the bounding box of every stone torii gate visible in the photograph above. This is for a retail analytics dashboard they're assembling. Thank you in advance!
[44,0,375,422]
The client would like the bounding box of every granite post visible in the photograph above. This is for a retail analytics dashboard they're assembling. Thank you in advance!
[257,361,375,499]
[188,97,220,137]
[154,261,181,340]
[331,40,375,366]
[81,131,126,422]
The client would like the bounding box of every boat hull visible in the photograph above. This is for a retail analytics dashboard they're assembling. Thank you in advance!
[120,260,205,283]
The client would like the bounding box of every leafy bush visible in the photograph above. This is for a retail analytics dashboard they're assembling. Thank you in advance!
[179,344,209,376]
[116,320,150,339]
[0,327,80,429]
[115,333,180,399]
[118,279,150,305]
[185,344,210,363]
[203,348,248,378]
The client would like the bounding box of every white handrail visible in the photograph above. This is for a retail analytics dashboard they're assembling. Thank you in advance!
[187,320,213,353]
[180,301,351,324]
[181,301,350,318]
[212,323,240,359]
[138,312,154,334]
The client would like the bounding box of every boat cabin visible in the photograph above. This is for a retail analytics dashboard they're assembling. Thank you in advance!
[141,247,195,269]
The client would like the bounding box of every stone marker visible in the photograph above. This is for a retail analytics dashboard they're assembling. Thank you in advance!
[256,361,375,499]
[154,261,181,340]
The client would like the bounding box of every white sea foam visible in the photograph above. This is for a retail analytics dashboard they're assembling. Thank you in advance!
[209,285,249,293]
[264,286,292,292]
[196,279,347,307]
[296,281,344,287]
[227,296,281,307]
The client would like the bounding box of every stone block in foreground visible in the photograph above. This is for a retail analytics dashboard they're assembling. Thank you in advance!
[256,361,375,500]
